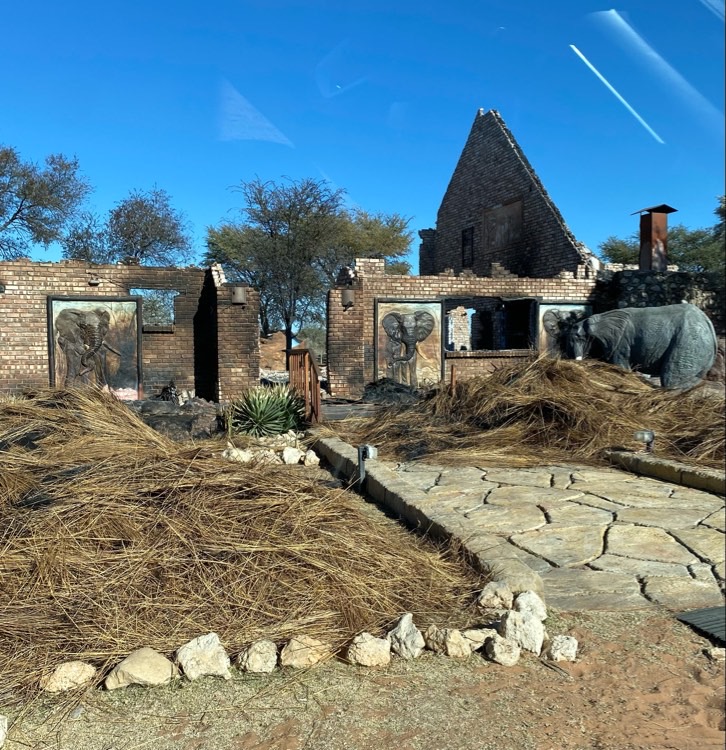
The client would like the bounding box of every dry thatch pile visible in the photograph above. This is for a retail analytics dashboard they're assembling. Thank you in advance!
[0,389,483,703]
[328,358,725,469]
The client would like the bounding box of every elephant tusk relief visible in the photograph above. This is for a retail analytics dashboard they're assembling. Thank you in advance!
[103,342,122,357]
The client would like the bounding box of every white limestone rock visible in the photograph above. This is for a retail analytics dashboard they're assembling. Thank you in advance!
[705,646,725,662]
[256,431,300,450]
[279,636,330,668]
[423,625,471,659]
[0,715,7,749]
[40,661,96,693]
[283,430,301,447]
[513,591,548,622]
[176,632,231,681]
[347,633,391,667]
[543,635,578,662]
[237,640,278,673]
[222,443,254,463]
[303,449,320,467]
[484,633,521,667]
[476,581,514,611]
[387,613,425,659]
[462,628,497,652]
[105,648,178,690]
[498,611,545,654]
[253,449,284,465]
[423,624,444,653]
[282,446,304,465]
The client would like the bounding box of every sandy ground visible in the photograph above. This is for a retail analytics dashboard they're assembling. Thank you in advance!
[3,609,724,750]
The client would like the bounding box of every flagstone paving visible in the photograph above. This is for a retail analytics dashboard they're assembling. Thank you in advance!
[390,462,725,611]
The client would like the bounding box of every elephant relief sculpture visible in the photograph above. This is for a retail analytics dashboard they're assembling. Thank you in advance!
[381,309,436,387]
[564,302,717,390]
[55,307,121,387]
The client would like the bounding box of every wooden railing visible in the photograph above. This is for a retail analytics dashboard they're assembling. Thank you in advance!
[288,348,322,424]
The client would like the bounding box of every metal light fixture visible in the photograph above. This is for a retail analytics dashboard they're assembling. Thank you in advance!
[231,286,247,305]
[341,288,355,310]
[634,429,655,453]
[357,444,378,483]
[88,276,101,287]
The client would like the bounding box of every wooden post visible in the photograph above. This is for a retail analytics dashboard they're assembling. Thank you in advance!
[303,351,310,421]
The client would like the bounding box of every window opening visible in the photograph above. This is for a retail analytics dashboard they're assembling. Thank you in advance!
[499,298,535,349]
[130,289,179,329]
[444,296,537,351]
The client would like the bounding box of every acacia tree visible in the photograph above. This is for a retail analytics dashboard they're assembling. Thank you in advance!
[0,146,90,259]
[62,187,193,266]
[61,211,111,263]
[205,177,412,359]
[107,188,192,265]
[599,196,725,278]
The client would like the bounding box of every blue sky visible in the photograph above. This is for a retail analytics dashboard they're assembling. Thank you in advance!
[2,0,723,273]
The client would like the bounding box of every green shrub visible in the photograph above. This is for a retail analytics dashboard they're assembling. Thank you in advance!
[226,384,305,437]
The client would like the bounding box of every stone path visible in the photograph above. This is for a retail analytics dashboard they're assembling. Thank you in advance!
[389,462,725,611]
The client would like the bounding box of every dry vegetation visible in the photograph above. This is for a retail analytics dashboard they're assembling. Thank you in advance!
[0,389,484,704]
[328,358,725,469]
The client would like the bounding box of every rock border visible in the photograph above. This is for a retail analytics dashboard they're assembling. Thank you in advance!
[24,587,574,699]
[604,450,725,496]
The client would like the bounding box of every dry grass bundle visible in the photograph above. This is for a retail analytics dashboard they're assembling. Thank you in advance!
[0,388,484,703]
[329,358,725,469]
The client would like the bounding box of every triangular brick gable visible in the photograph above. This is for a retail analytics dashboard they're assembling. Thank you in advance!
[422,109,593,278]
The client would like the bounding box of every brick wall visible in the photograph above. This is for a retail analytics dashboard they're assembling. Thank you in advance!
[0,260,259,400]
[420,109,593,278]
[327,258,598,398]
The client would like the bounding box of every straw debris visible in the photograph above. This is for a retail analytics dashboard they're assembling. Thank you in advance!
[0,388,483,703]
[327,358,724,468]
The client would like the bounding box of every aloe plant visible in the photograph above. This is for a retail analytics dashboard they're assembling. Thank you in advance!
[226,384,305,437]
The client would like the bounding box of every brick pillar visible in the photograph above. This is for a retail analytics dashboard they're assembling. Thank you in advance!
[216,284,260,401]
[327,286,366,398]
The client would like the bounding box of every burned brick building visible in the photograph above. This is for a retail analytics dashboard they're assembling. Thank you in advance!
[326,110,722,398]
[418,109,598,279]
[0,260,260,401]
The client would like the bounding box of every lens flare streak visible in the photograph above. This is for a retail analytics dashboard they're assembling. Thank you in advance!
[698,0,725,21]
[569,44,665,144]
[595,9,723,134]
